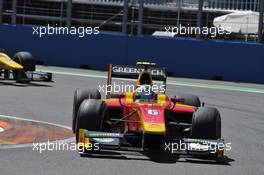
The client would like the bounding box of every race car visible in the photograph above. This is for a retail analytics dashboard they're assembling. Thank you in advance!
[72,62,224,160]
[0,51,52,83]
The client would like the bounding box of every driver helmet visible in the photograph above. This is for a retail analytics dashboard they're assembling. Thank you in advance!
[135,85,153,100]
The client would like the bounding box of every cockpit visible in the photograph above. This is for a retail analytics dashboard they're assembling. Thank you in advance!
[135,85,155,102]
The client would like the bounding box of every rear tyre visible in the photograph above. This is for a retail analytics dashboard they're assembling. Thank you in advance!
[72,89,101,133]
[191,107,221,139]
[176,93,201,107]
[75,99,105,151]
[13,52,36,83]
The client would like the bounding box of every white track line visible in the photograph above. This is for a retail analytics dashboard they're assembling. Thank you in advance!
[0,114,75,149]
[0,127,4,132]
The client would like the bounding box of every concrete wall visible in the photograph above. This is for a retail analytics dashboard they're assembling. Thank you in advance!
[0,24,263,83]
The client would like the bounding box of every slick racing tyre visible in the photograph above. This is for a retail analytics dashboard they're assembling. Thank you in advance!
[191,107,221,140]
[13,52,36,71]
[176,93,201,107]
[13,52,36,83]
[75,99,106,142]
[72,89,101,133]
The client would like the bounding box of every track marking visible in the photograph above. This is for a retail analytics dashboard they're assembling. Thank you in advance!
[38,67,264,94]
[0,121,9,133]
[0,114,74,149]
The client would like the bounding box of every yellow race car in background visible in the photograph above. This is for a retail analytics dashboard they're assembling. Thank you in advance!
[0,51,52,83]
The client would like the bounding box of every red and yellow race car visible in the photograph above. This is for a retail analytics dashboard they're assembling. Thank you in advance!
[72,62,225,160]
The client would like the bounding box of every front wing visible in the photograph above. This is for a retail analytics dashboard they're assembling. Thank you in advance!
[0,70,52,82]
[77,129,225,159]
[25,71,52,82]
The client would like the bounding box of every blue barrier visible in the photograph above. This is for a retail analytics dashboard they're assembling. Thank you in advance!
[0,24,263,83]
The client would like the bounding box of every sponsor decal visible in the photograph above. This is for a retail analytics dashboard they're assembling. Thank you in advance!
[184,138,218,144]
[93,138,115,143]
[147,109,159,115]
[87,132,122,137]
[0,55,11,62]
[189,143,212,151]
[112,65,165,76]
[150,124,161,128]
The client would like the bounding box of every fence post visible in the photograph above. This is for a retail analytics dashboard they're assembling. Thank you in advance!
[0,0,3,24]
[122,0,129,34]
[66,0,72,28]
[258,0,264,42]
[177,0,181,27]
[137,0,144,35]
[11,0,17,25]
[196,0,203,38]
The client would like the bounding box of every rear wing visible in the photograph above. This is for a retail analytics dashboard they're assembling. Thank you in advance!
[107,64,167,97]
[109,64,167,81]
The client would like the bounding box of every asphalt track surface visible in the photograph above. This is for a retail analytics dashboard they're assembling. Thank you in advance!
[1,66,264,175]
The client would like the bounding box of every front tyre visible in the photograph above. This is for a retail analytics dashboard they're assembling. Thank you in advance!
[72,88,101,133]
[75,99,105,154]
[13,52,36,83]
[176,93,201,107]
[191,107,221,140]
[75,99,105,142]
